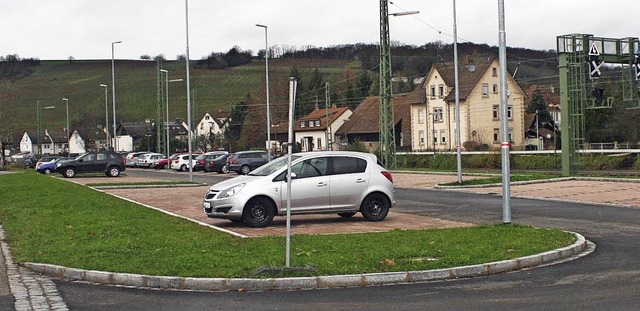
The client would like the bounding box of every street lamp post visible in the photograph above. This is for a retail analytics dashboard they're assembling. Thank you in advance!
[184,0,194,182]
[256,23,271,162]
[100,84,110,150]
[62,98,70,156]
[36,101,56,156]
[111,40,122,152]
[160,69,183,157]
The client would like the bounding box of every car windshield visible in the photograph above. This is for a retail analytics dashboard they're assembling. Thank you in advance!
[248,155,302,176]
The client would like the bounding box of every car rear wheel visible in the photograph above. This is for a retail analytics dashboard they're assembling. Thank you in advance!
[63,167,76,178]
[163,163,169,169]
[360,193,390,221]
[180,164,187,172]
[337,212,356,218]
[106,166,120,177]
[240,165,251,175]
[243,197,275,227]
[220,165,229,174]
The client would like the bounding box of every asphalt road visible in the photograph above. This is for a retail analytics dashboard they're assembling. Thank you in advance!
[53,169,640,310]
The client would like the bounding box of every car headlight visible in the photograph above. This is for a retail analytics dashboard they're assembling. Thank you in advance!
[217,183,245,199]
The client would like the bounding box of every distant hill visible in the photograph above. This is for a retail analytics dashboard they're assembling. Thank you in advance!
[0,42,559,145]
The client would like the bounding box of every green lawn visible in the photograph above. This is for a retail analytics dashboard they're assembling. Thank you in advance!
[0,171,576,278]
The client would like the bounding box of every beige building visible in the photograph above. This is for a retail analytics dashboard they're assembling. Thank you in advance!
[411,55,526,151]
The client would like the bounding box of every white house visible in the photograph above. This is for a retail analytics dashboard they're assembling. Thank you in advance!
[19,132,34,154]
[68,130,86,155]
[293,107,353,152]
[195,112,228,137]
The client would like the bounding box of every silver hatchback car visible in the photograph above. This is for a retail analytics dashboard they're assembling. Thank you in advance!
[202,151,395,227]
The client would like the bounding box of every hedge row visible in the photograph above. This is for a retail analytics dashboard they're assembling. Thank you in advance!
[396,153,639,171]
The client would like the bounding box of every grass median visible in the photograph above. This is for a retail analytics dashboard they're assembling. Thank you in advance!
[0,171,576,278]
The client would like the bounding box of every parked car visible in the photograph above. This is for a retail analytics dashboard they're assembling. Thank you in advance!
[227,151,270,175]
[124,151,149,167]
[151,153,182,169]
[202,151,395,227]
[204,153,233,173]
[36,156,73,174]
[56,151,126,178]
[170,153,200,172]
[194,151,229,171]
[136,153,166,168]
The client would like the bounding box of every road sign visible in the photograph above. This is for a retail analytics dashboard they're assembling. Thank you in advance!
[589,42,600,56]
[589,59,604,78]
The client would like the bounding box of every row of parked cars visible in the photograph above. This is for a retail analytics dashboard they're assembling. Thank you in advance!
[125,150,272,175]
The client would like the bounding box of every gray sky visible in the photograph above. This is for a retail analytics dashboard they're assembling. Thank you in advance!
[1,0,638,60]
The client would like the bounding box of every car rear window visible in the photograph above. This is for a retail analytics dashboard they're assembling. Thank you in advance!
[332,156,367,174]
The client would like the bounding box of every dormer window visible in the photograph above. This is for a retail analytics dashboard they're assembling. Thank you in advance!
[300,121,306,128]
[315,120,320,127]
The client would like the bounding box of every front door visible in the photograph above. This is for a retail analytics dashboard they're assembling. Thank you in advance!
[279,157,330,213]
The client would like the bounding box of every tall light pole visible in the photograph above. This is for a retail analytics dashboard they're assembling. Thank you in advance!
[160,69,183,157]
[453,0,463,184]
[256,23,271,162]
[184,0,194,182]
[100,84,110,150]
[62,98,70,156]
[36,101,56,156]
[498,0,511,224]
[111,40,122,152]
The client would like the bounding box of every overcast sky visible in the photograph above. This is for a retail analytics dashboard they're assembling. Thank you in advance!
[1,0,638,60]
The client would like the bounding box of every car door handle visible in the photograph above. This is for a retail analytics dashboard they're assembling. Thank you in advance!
[317,182,327,187]
[355,178,366,183]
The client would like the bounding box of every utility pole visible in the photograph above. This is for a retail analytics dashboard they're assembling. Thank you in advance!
[379,0,396,168]
[325,82,332,151]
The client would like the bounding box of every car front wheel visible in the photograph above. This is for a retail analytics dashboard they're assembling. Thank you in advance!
[63,167,76,178]
[243,197,275,227]
[240,165,251,175]
[43,168,52,175]
[106,166,121,177]
[360,193,390,221]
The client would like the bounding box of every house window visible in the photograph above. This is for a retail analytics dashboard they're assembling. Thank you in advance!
[418,109,424,124]
[300,121,306,128]
[493,84,498,94]
[438,84,444,98]
[433,107,443,122]
[492,105,499,119]
[433,130,438,146]
[315,120,320,127]
[440,130,446,144]
[317,138,322,149]
[493,128,500,142]
[430,85,436,98]
[482,83,489,97]
[492,67,497,77]
[507,105,513,119]
[205,115,210,120]
[508,127,513,141]
[419,130,424,145]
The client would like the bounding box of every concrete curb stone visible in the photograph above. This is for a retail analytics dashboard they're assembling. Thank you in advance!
[21,232,592,292]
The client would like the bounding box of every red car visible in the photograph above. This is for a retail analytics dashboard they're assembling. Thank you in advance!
[151,153,182,169]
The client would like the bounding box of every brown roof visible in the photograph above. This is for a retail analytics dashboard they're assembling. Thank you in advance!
[272,106,351,134]
[432,55,497,102]
[338,90,424,135]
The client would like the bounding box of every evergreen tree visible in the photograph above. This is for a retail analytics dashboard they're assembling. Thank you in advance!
[526,89,552,124]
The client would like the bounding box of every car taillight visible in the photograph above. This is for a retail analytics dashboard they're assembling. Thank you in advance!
[121,158,125,164]
[229,159,235,164]
[198,160,205,165]
[381,171,393,183]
